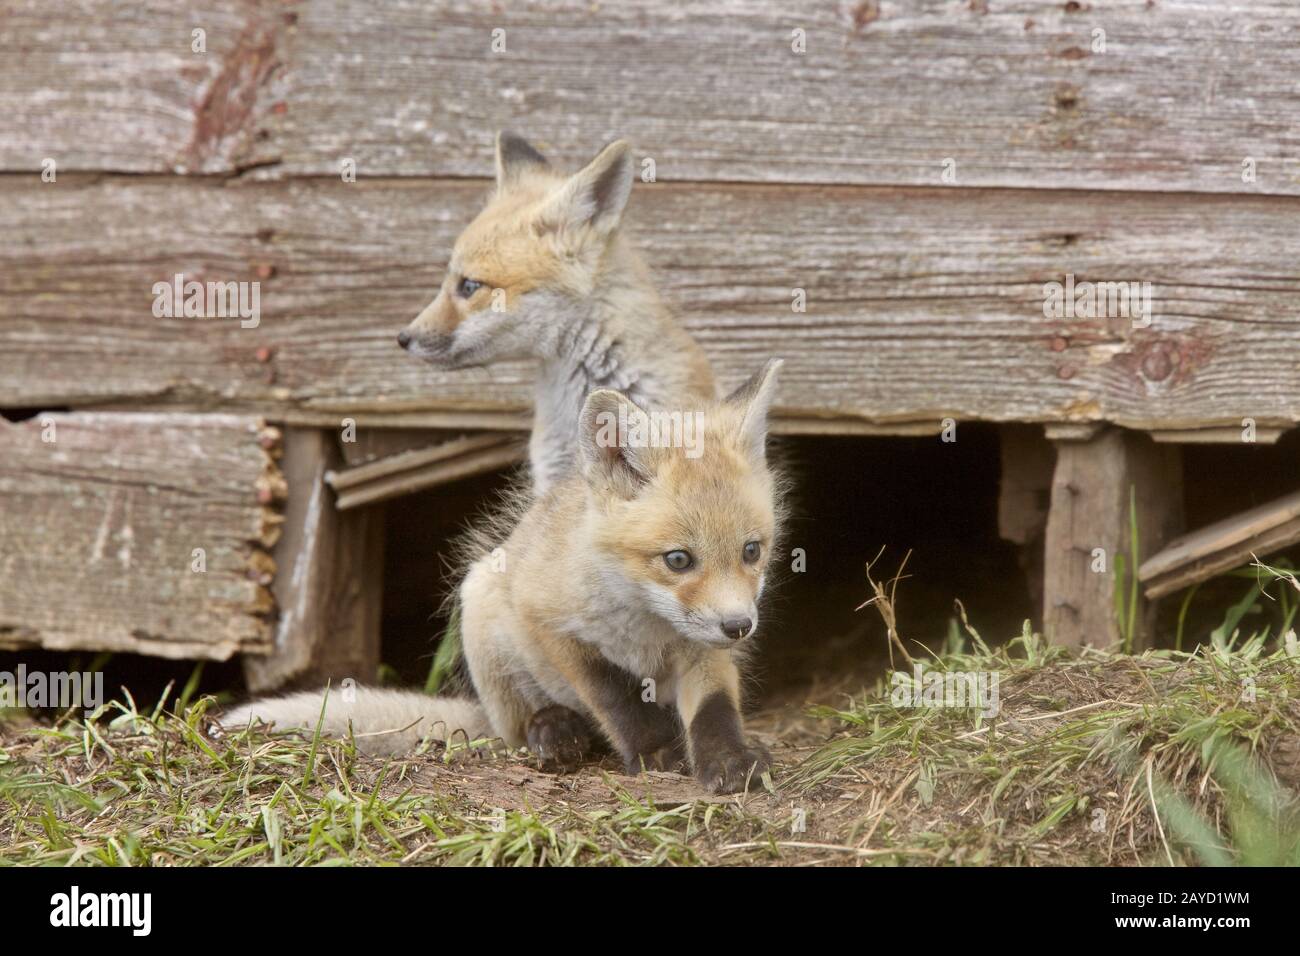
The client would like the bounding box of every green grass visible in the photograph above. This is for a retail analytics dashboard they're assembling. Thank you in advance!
[3,586,1298,865]
[0,690,788,866]
[423,599,463,696]
[786,617,1300,865]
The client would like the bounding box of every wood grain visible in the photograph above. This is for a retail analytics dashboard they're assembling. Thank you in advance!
[283,0,1300,194]
[0,412,283,659]
[1141,488,1300,599]
[0,0,290,175]
[1043,429,1182,648]
[6,2,1298,194]
[244,427,382,691]
[6,176,1299,431]
[330,439,526,510]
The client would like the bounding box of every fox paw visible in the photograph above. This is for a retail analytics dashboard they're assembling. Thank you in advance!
[526,705,595,773]
[694,739,772,794]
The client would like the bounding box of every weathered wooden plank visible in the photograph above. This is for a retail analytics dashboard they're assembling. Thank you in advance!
[999,426,1055,547]
[284,0,1300,195]
[1145,517,1300,601]
[1140,489,1300,599]
[998,425,1056,616]
[337,427,459,466]
[0,412,283,659]
[8,1,1298,194]
[0,0,290,175]
[244,428,381,692]
[1043,429,1183,649]
[4,177,1300,430]
[326,433,512,492]
[1151,426,1284,445]
[330,438,526,510]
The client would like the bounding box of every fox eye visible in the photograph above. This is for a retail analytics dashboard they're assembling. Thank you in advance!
[743,541,761,564]
[457,277,484,298]
[663,550,694,572]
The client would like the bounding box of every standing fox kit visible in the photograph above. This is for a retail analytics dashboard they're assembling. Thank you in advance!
[398,133,716,492]
[225,360,783,793]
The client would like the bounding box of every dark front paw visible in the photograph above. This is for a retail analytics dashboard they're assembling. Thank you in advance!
[693,739,772,794]
[526,705,596,772]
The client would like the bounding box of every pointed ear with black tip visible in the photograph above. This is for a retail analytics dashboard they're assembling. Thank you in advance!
[578,388,656,497]
[538,140,634,236]
[495,131,550,190]
[725,358,783,463]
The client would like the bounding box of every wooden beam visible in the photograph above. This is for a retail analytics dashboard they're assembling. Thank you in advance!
[999,426,1056,547]
[999,425,1057,620]
[1140,490,1300,599]
[1043,429,1183,649]
[9,3,1300,196]
[1044,423,1104,442]
[0,413,283,660]
[1150,426,1285,445]
[337,427,461,467]
[327,435,526,511]
[327,433,511,491]
[281,0,1300,196]
[7,177,1300,433]
[243,428,382,693]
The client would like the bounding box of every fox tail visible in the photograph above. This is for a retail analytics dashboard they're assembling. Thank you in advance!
[220,687,492,756]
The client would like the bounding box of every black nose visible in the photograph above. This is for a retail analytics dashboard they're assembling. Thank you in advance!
[720,617,752,640]
[397,330,411,349]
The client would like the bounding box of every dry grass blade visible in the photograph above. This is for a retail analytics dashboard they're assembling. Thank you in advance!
[856,547,916,669]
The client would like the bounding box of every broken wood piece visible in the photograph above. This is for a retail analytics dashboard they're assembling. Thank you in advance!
[338,428,459,466]
[998,425,1056,546]
[327,433,526,510]
[244,428,383,693]
[326,432,511,491]
[1139,489,1300,599]
[0,413,282,660]
[1043,428,1183,649]
[998,425,1057,615]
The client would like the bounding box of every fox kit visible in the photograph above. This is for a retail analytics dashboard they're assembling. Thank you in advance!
[397,133,716,493]
[224,360,784,794]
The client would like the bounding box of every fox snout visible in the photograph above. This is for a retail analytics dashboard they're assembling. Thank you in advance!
[396,323,454,359]
[399,292,461,359]
[719,615,754,641]
[396,325,450,352]
[708,597,759,643]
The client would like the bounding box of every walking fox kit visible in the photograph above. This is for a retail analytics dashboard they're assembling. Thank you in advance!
[225,360,783,792]
[225,136,782,793]
[397,132,716,493]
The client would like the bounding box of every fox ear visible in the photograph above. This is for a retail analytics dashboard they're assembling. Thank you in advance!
[495,131,549,189]
[538,140,634,236]
[579,388,655,496]
[725,359,783,463]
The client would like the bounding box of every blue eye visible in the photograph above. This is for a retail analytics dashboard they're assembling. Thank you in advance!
[664,550,693,572]
[457,277,484,298]
[743,541,761,564]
